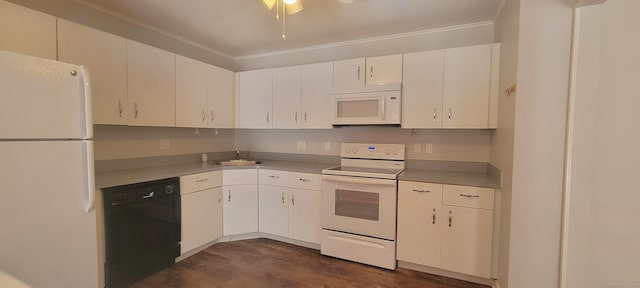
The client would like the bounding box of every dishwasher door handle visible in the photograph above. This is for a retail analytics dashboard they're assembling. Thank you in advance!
[142,191,154,199]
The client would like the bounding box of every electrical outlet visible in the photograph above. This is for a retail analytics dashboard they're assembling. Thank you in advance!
[159,139,170,150]
[297,140,306,150]
[413,143,421,153]
[324,141,331,151]
[425,143,433,154]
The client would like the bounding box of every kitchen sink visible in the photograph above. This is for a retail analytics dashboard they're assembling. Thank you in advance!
[215,159,262,166]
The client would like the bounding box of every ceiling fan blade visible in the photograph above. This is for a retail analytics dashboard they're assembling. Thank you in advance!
[286,1,303,15]
[262,0,276,10]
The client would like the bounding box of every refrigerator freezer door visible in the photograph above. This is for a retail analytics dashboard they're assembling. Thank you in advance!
[0,50,92,140]
[0,141,99,288]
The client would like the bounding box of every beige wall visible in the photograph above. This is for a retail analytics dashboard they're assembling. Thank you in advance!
[563,1,640,287]
[93,125,235,161]
[507,0,574,287]
[491,0,520,285]
[236,128,492,162]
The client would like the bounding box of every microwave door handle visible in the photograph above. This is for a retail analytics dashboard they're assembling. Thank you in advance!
[381,98,386,120]
[322,175,396,186]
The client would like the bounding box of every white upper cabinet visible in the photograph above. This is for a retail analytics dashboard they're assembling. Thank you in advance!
[402,44,500,129]
[300,62,333,129]
[0,1,56,60]
[365,54,403,85]
[333,55,402,92]
[207,65,234,128]
[176,55,208,128]
[442,44,493,129]
[272,66,301,129]
[237,69,273,129]
[57,19,128,125]
[126,40,176,127]
[401,50,445,129]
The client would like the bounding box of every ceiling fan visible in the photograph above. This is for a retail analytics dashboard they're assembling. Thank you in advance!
[261,0,355,39]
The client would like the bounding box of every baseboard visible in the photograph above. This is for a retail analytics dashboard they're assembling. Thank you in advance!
[397,261,494,286]
[493,279,502,288]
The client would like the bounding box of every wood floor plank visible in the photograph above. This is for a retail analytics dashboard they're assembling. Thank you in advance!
[131,238,489,288]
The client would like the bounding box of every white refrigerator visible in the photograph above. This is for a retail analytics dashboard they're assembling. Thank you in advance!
[0,50,99,287]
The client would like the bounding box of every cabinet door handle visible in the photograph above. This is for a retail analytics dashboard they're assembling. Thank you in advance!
[266,112,270,124]
[448,210,452,227]
[134,102,139,119]
[228,189,231,202]
[202,109,206,122]
[299,178,311,183]
[433,108,437,122]
[291,193,295,206]
[295,111,298,123]
[196,178,208,183]
[304,111,307,123]
[370,65,374,79]
[459,193,480,198]
[357,66,360,80]
[448,107,452,121]
[268,175,280,179]
[211,111,215,123]
[282,191,285,204]
[412,189,430,193]
[218,191,222,204]
[118,100,123,118]
[432,208,436,224]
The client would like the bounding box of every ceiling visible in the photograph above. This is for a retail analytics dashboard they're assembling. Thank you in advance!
[75,0,505,58]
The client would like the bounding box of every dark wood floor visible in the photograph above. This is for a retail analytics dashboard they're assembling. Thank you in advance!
[131,238,489,288]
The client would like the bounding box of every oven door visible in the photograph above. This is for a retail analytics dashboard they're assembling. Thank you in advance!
[321,174,397,240]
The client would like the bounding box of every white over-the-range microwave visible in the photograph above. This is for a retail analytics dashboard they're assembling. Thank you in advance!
[330,83,402,126]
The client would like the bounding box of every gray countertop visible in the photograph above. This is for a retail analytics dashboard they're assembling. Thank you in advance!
[399,169,501,188]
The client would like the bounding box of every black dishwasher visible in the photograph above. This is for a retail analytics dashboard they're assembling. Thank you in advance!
[103,177,181,288]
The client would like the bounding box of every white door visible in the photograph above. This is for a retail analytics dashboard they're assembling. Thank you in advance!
[401,50,445,129]
[321,175,397,240]
[207,65,234,128]
[237,69,273,128]
[300,62,333,129]
[223,185,258,235]
[333,57,365,92]
[272,66,301,129]
[0,141,98,288]
[443,44,492,129]
[176,55,208,128]
[365,54,403,86]
[289,188,321,244]
[258,185,289,237]
[0,50,89,139]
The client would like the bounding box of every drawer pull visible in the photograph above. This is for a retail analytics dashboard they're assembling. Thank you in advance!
[459,193,480,198]
[268,175,280,179]
[299,178,311,183]
[412,189,430,193]
[432,208,436,224]
[196,178,208,183]
[448,210,452,227]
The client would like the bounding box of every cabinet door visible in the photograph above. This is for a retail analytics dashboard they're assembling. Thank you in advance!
[237,69,273,128]
[181,187,222,254]
[258,185,289,237]
[365,54,403,86]
[0,1,56,60]
[300,62,333,129]
[443,44,492,129]
[57,19,128,125]
[223,184,258,236]
[441,205,494,278]
[288,188,321,244]
[333,57,365,91]
[127,40,176,127]
[176,55,208,128]
[401,50,444,129]
[207,65,234,128]
[272,66,301,129]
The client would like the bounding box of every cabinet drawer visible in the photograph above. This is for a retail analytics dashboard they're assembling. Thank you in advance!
[443,185,494,209]
[180,171,222,194]
[398,181,443,202]
[259,169,289,186]
[288,172,321,190]
[223,169,257,185]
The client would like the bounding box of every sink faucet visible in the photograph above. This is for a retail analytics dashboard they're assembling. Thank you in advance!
[235,149,240,160]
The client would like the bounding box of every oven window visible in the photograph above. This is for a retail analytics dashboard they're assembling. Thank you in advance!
[337,100,380,118]
[335,189,379,221]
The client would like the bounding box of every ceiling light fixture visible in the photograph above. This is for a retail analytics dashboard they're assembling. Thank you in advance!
[261,0,303,39]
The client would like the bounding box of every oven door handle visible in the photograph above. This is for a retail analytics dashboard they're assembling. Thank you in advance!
[322,175,396,186]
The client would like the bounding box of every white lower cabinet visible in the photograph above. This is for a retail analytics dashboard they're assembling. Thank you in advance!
[258,170,321,245]
[180,171,223,255]
[397,181,495,278]
[222,169,258,236]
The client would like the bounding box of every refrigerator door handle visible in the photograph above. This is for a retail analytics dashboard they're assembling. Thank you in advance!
[79,66,94,139]
[84,141,96,213]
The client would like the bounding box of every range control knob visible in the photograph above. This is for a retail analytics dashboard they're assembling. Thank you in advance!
[165,185,175,194]
[393,148,399,155]
[345,147,351,153]
[353,147,358,153]
[385,148,391,155]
